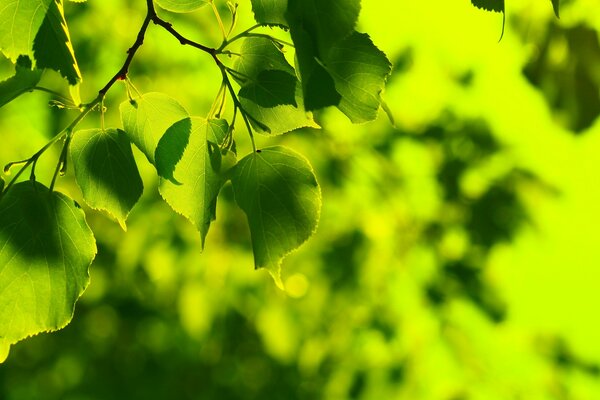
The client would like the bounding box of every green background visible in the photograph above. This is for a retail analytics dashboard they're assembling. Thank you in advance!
[1,0,600,398]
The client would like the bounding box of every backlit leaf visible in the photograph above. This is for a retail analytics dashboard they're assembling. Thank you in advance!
[325,32,392,123]
[0,181,96,361]
[0,56,42,108]
[250,0,288,27]
[155,0,208,13]
[159,118,233,247]
[33,0,82,85]
[120,92,190,166]
[234,37,319,134]
[231,146,321,286]
[0,0,53,62]
[70,128,144,230]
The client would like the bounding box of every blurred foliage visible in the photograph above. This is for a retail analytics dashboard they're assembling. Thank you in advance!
[1,0,600,399]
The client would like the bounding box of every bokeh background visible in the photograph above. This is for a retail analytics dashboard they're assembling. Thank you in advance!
[1,0,600,398]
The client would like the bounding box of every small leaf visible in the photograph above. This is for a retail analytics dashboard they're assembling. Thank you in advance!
[0,0,53,62]
[155,0,208,13]
[0,56,41,109]
[120,92,190,166]
[0,181,97,361]
[231,146,321,285]
[325,32,392,123]
[155,118,193,183]
[70,128,144,230]
[250,0,288,27]
[234,37,319,134]
[33,0,82,85]
[159,118,232,247]
[471,0,504,13]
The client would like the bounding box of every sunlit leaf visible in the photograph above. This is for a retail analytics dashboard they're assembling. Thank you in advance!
[120,92,190,167]
[250,0,288,27]
[70,128,144,230]
[234,37,319,134]
[159,118,233,247]
[231,146,321,286]
[326,32,392,123]
[0,56,42,108]
[155,0,208,13]
[0,0,53,62]
[0,181,96,360]
[33,0,82,85]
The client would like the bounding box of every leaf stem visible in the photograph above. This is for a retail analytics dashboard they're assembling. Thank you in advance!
[209,0,228,41]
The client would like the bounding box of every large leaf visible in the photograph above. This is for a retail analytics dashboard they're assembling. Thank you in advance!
[120,92,190,167]
[0,0,53,62]
[325,32,392,123]
[70,128,144,230]
[0,56,42,108]
[155,0,208,13]
[234,37,319,134]
[0,181,96,362]
[231,146,321,285]
[159,118,233,247]
[250,0,288,27]
[33,0,82,85]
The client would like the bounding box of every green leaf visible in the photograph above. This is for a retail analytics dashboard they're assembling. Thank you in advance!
[0,181,96,361]
[471,0,504,13]
[155,118,193,183]
[234,37,319,134]
[70,128,144,230]
[159,118,233,247]
[551,0,559,17]
[250,0,288,27]
[33,0,82,85]
[0,0,53,62]
[230,146,321,286]
[155,0,208,13]
[285,0,360,110]
[325,32,392,123]
[0,56,42,109]
[120,92,190,166]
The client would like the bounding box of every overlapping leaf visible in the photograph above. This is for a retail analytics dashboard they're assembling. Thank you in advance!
[471,0,504,13]
[234,37,318,135]
[155,0,208,13]
[250,0,288,27]
[70,128,144,230]
[33,0,82,85]
[0,181,96,363]
[159,118,234,247]
[0,56,42,108]
[231,146,321,286]
[0,0,53,62]
[325,32,392,123]
[120,92,191,174]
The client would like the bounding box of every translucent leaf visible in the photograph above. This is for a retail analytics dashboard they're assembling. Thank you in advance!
[70,128,144,230]
[231,146,321,286]
[159,118,233,247]
[155,0,208,13]
[286,0,360,110]
[0,56,42,109]
[33,0,82,85]
[250,0,288,27]
[0,181,96,361]
[120,92,190,167]
[234,37,319,135]
[325,32,392,123]
[0,0,53,62]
